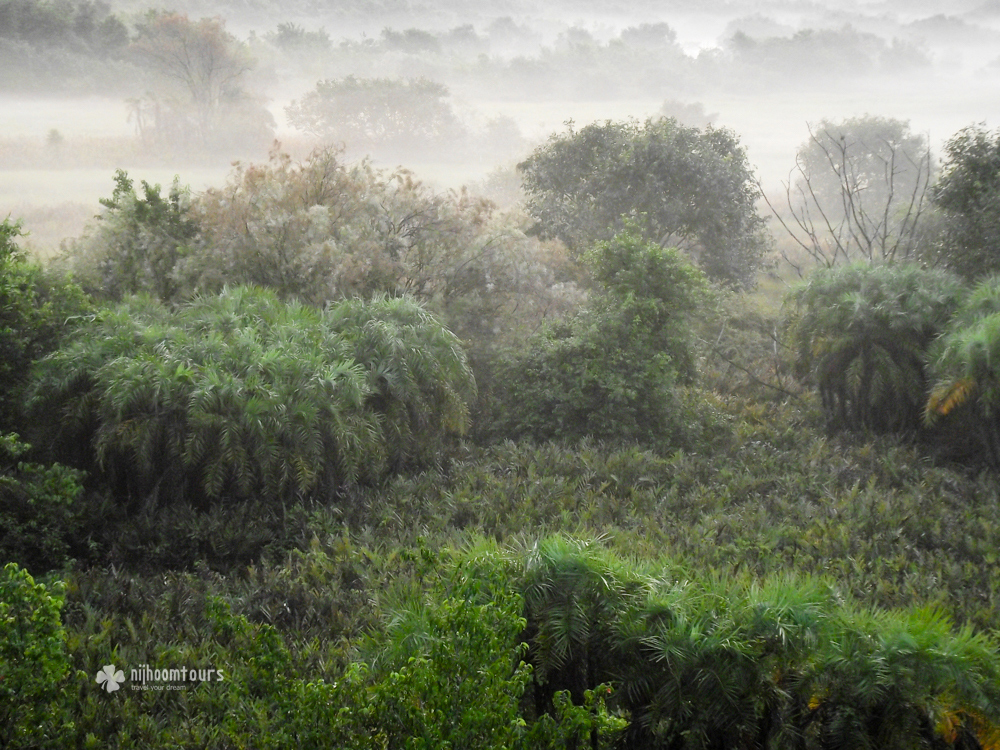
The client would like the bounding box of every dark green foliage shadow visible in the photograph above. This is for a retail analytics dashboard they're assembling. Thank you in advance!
[0,218,91,435]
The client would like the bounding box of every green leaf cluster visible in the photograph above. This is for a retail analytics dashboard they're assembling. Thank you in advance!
[27,286,474,509]
[518,117,769,286]
[0,432,87,572]
[492,229,712,446]
[788,262,965,431]
[60,169,201,302]
[0,563,75,748]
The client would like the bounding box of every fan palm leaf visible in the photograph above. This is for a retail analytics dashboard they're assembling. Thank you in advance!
[789,263,964,431]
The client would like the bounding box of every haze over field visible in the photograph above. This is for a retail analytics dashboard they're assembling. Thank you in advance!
[11,4,1000,748]
[1,0,999,254]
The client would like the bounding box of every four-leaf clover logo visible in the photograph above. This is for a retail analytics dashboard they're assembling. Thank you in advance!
[96,664,125,693]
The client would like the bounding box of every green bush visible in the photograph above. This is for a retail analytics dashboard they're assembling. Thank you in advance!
[0,433,87,573]
[0,217,91,434]
[58,170,201,303]
[28,287,474,510]
[0,563,75,748]
[787,262,965,432]
[56,543,623,748]
[492,230,712,446]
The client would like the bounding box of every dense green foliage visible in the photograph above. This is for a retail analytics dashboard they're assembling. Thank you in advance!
[12,116,1000,748]
[0,433,86,572]
[6,521,1000,748]
[327,293,476,468]
[788,262,965,431]
[501,536,1000,750]
[0,563,74,748]
[64,170,201,302]
[931,124,1000,279]
[0,218,90,434]
[518,117,769,286]
[492,230,712,445]
[26,287,474,509]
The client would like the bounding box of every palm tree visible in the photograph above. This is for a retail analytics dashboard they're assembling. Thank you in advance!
[926,277,1000,468]
[806,606,1000,750]
[511,536,643,718]
[788,263,964,432]
[326,294,476,470]
[28,287,380,509]
[498,537,1000,750]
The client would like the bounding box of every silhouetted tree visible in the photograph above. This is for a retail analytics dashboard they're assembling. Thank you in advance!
[766,116,933,272]
[286,76,464,152]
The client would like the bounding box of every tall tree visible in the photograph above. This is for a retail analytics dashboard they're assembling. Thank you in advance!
[767,116,933,271]
[286,76,465,152]
[518,117,769,287]
[929,123,1000,279]
[131,12,265,147]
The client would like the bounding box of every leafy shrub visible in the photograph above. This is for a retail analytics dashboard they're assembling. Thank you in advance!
[56,542,622,748]
[61,152,581,356]
[58,170,201,303]
[491,230,712,445]
[0,217,91,434]
[0,433,87,573]
[0,563,75,748]
[27,287,474,510]
[787,262,965,432]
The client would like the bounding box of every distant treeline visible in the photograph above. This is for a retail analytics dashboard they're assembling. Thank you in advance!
[0,0,128,54]
[0,0,947,97]
[0,0,135,91]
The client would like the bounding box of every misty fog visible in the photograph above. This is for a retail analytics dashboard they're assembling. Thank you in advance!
[1,0,999,256]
